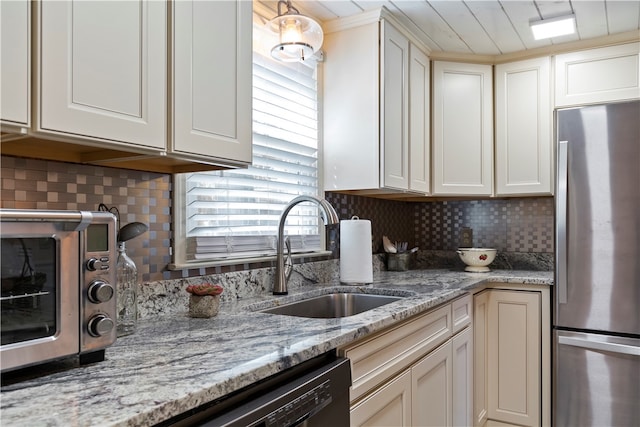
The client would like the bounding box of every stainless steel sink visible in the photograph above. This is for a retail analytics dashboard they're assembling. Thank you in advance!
[260,293,403,319]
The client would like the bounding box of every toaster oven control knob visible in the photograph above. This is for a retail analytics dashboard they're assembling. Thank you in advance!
[87,315,115,337]
[86,258,103,271]
[88,280,115,303]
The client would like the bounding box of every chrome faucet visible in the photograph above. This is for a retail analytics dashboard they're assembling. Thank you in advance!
[274,195,339,295]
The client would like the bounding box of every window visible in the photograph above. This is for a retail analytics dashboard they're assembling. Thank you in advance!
[173,29,323,267]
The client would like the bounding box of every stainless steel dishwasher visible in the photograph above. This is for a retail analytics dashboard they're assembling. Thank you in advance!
[160,352,351,427]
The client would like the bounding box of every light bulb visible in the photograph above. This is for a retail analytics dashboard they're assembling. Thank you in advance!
[280,18,303,44]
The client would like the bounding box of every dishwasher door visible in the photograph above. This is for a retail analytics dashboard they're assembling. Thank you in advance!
[163,353,351,427]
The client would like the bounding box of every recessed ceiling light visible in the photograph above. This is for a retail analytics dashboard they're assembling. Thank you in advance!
[530,14,576,40]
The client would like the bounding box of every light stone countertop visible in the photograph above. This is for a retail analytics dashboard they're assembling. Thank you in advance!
[0,269,553,426]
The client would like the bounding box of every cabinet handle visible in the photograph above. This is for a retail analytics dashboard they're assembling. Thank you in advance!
[559,336,640,356]
[556,140,568,304]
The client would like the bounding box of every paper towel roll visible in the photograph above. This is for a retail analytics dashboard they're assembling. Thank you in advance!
[340,217,373,284]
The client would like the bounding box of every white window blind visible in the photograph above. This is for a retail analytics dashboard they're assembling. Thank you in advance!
[181,51,321,262]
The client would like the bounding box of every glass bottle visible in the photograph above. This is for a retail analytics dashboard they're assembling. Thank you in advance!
[116,241,137,336]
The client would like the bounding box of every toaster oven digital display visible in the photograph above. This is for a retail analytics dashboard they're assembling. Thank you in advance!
[86,224,109,252]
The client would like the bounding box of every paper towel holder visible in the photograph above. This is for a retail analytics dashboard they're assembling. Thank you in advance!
[339,215,373,285]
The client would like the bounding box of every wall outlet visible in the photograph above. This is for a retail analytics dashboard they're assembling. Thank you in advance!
[460,227,473,247]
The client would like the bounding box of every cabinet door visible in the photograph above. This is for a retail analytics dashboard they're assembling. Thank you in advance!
[38,1,166,150]
[351,370,412,427]
[495,57,552,196]
[409,44,430,194]
[555,42,640,107]
[172,0,251,165]
[473,290,490,427]
[433,61,493,196]
[453,327,473,427]
[411,341,452,427]
[322,22,380,191]
[488,290,541,427]
[381,20,409,191]
[1,0,30,128]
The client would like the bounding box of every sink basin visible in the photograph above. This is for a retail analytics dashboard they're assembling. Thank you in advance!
[261,293,403,319]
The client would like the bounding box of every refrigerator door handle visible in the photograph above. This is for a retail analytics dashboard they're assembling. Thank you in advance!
[559,336,640,356]
[556,140,568,304]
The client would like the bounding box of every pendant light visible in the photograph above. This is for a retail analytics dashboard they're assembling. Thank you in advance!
[266,0,323,62]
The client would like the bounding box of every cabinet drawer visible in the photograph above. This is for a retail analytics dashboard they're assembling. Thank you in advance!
[342,303,452,402]
[452,293,472,334]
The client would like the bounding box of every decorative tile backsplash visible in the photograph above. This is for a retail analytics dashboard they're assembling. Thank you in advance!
[326,193,555,254]
[324,193,415,253]
[414,198,554,253]
[1,156,172,282]
[1,156,555,283]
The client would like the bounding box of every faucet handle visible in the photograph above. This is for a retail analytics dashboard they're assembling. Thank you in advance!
[284,236,293,280]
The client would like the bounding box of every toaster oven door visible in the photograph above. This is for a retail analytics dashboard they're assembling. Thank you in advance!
[0,224,80,372]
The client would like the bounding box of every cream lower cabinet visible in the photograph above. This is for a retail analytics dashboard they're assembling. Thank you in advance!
[474,286,550,427]
[343,294,472,427]
[473,290,490,426]
[351,370,412,426]
[452,327,474,426]
[412,326,473,427]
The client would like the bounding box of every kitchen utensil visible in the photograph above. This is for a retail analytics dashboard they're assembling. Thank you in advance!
[382,236,397,253]
[118,222,149,242]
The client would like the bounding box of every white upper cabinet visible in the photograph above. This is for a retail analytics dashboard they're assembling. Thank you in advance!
[432,61,493,196]
[555,42,640,107]
[1,0,30,129]
[381,21,410,191]
[409,45,431,194]
[172,0,252,165]
[323,8,430,195]
[1,0,253,172]
[495,57,552,196]
[38,0,166,150]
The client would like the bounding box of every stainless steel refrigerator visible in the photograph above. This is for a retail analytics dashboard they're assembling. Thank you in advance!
[554,100,640,426]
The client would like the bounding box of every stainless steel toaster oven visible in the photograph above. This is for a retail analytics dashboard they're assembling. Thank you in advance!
[1,209,118,372]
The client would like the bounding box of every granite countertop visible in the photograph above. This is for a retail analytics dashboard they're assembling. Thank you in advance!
[0,269,553,426]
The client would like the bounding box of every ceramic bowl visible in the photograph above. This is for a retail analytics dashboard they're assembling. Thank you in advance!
[456,248,497,272]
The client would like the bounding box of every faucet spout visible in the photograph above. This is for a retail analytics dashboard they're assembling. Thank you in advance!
[274,195,339,295]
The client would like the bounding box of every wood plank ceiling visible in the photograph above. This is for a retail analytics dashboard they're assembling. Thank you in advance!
[256,0,640,57]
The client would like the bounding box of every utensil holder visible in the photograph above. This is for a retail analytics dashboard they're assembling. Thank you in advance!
[387,252,412,271]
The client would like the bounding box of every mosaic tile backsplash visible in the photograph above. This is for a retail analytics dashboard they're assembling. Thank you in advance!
[325,193,555,254]
[1,156,555,284]
[1,156,172,283]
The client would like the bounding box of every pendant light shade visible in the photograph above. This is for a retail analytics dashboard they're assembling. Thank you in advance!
[266,0,323,62]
